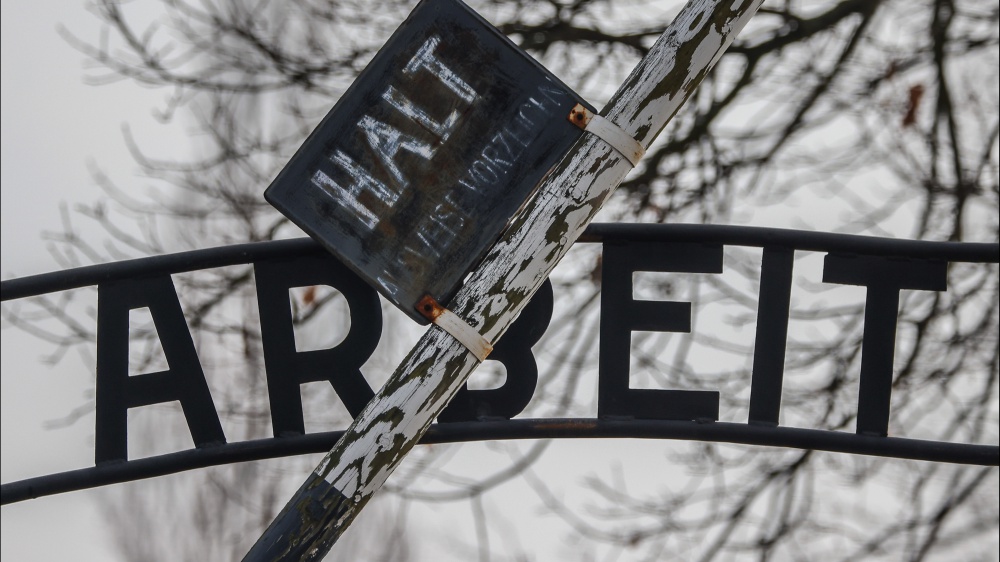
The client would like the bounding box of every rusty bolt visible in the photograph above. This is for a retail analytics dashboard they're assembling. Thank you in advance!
[567,103,592,130]
[416,295,445,322]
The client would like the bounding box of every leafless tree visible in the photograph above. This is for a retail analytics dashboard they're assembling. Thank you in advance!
[7,0,996,560]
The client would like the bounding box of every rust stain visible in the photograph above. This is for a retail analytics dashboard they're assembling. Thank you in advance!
[567,103,593,129]
[416,294,446,322]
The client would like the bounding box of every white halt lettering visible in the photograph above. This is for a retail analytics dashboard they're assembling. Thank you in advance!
[313,34,479,233]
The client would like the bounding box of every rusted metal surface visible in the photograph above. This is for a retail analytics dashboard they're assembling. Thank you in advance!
[415,294,445,322]
[568,103,594,128]
[246,1,765,559]
[265,0,595,324]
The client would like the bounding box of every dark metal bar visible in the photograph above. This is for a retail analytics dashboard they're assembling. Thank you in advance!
[4,418,996,505]
[1,238,325,301]
[580,224,1000,262]
[4,225,997,302]
[748,247,794,425]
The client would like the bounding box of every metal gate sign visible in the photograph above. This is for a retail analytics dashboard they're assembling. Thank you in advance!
[265,0,594,323]
[4,225,997,505]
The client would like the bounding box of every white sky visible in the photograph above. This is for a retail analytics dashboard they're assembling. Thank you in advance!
[1,2,171,559]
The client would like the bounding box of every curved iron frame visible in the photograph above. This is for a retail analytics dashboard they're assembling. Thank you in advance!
[3,224,996,302]
[3,418,997,505]
[2,224,998,505]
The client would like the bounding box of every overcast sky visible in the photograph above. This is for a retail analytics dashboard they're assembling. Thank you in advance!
[1,2,170,559]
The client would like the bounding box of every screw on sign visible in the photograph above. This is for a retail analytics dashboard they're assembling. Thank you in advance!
[248,0,765,560]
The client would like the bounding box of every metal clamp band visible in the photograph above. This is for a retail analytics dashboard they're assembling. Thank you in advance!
[568,104,645,167]
[416,296,493,362]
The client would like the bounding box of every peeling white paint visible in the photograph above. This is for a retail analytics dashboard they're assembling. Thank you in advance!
[257,0,765,554]
[326,0,761,506]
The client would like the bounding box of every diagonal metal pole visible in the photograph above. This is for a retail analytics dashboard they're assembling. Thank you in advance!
[245,1,762,559]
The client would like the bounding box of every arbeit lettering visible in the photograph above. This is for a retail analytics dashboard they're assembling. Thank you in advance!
[92,239,946,464]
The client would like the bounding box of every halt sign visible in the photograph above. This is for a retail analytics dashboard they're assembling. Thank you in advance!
[265,0,594,323]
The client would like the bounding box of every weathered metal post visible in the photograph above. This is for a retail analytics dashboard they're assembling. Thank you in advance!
[245,0,762,559]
